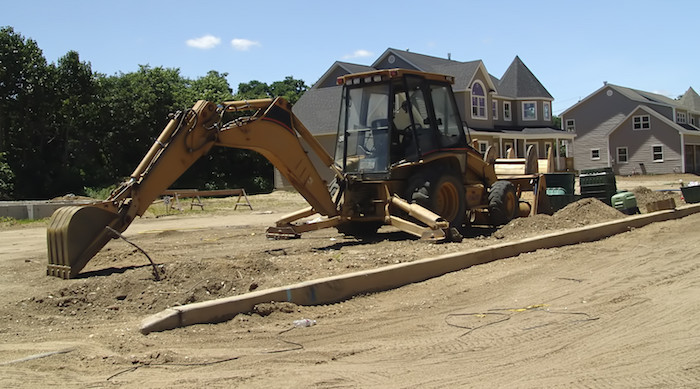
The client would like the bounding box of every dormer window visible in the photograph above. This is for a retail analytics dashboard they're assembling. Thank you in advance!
[471,81,486,119]
[677,112,687,124]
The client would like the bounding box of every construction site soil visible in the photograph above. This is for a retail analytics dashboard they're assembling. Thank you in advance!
[1,174,698,388]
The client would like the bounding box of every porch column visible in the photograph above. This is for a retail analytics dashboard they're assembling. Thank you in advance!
[681,134,686,173]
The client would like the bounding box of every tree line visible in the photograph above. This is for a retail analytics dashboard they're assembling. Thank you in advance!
[0,26,309,200]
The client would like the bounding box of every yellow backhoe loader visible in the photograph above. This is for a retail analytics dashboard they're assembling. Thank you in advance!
[46,68,547,279]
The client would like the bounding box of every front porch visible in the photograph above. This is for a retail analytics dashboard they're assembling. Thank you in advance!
[469,127,576,172]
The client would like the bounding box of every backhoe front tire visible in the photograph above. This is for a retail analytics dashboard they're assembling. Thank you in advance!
[488,180,517,225]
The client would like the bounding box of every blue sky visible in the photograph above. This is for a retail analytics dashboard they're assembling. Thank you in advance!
[3,0,698,114]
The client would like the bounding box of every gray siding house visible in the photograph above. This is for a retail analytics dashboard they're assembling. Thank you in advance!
[561,84,700,175]
[285,49,574,187]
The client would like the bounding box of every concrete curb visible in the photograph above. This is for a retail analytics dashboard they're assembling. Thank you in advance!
[140,204,700,334]
[0,200,93,220]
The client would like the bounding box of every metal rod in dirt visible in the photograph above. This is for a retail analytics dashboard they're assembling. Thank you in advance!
[105,226,161,281]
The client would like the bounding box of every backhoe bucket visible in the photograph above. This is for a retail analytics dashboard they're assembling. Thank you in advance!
[46,205,121,279]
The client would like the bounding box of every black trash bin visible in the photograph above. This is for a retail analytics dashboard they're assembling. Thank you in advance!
[579,167,617,205]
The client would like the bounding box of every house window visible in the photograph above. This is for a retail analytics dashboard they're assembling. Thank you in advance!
[591,148,600,160]
[543,102,551,121]
[477,140,489,154]
[652,145,663,162]
[522,101,537,120]
[492,101,498,120]
[565,119,575,132]
[633,115,650,130]
[677,112,687,124]
[503,102,512,121]
[617,147,628,163]
[471,82,486,119]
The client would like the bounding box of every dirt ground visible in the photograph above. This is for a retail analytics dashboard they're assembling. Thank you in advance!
[0,174,699,388]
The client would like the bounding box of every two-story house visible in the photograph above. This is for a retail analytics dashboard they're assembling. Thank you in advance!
[464,55,572,167]
[287,48,574,188]
[561,84,700,175]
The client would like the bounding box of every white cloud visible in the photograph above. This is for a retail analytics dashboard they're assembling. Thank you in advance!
[342,49,373,59]
[231,38,261,51]
[186,35,221,49]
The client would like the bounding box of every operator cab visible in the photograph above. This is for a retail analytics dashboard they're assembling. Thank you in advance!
[335,69,468,179]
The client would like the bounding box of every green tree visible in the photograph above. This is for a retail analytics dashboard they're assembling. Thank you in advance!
[0,26,55,198]
[199,76,309,193]
[235,76,308,104]
[185,70,234,104]
[0,26,306,198]
[269,76,308,104]
[235,80,270,99]
[176,73,274,193]
[552,115,562,129]
[98,65,188,180]
[0,152,13,199]
[45,51,104,195]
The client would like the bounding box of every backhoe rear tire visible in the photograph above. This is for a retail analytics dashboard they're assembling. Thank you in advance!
[407,170,466,230]
[488,180,517,226]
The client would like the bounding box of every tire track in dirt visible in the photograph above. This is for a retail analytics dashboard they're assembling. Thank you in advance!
[516,219,700,389]
[321,216,700,388]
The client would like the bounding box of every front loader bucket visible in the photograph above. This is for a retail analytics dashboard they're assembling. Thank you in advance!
[46,205,121,279]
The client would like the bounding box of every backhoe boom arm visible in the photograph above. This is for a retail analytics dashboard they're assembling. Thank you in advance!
[47,97,341,278]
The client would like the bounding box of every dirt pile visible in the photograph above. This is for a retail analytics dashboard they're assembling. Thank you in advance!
[495,197,624,240]
[630,186,681,210]
[555,197,626,222]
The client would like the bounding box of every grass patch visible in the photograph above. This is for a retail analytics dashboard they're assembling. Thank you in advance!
[0,216,49,229]
[84,185,118,200]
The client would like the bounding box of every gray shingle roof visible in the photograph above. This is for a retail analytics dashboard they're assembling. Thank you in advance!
[608,84,688,109]
[497,56,552,99]
[679,123,699,132]
[292,85,342,135]
[373,49,483,91]
[373,48,455,70]
[619,85,700,116]
[429,61,482,90]
[338,62,375,74]
[313,61,375,89]
[473,126,571,136]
